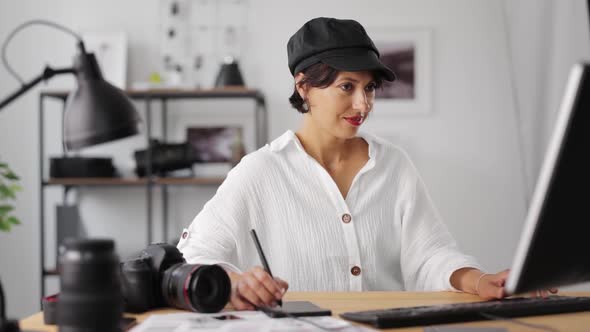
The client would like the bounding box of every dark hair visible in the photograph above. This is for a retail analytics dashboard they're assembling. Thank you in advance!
[289,63,384,113]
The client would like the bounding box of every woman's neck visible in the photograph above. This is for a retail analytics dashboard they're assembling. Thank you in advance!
[295,121,357,170]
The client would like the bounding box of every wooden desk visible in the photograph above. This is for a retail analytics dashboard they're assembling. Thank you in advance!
[20,291,590,331]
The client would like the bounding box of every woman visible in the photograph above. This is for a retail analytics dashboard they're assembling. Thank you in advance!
[177,17,556,310]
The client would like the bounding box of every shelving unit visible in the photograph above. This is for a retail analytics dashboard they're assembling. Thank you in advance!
[38,88,267,297]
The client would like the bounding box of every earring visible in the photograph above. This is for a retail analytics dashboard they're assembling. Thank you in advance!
[302,100,309,112]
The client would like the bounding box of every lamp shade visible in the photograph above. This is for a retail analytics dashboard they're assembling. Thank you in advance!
[64,52,140,150]
[214,57,245,88]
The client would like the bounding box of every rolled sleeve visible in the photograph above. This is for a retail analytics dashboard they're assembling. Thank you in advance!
[177,202,242,273]
[177,156,256,274]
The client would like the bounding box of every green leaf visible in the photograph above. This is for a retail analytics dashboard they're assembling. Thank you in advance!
[0,160,20,233]
[0,186,15,199]
[2,171,19,181]
[0,186,13,199]
[0,220,10,232]
[0,185,19,199]
[7,216,20,225]
[0,205,14,217]
[9,184,21,193]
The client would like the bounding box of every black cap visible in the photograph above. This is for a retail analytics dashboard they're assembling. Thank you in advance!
[287,17,396,81]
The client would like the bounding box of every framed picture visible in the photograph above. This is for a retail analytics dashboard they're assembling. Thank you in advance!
[186,126,243,163]
[366,27,432,115]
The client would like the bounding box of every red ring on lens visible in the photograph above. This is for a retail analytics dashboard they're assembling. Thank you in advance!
[183,265,200,311]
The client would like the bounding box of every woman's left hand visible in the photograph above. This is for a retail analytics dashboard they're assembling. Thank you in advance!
[476,269,559,300]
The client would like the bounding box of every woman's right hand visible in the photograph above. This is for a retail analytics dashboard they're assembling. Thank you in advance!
[227,266,289,310]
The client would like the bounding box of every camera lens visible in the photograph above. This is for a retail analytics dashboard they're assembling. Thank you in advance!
[57,239,123,332]
[161,263,231,313]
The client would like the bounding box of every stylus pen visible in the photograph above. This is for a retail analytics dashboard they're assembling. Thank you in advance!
[250,229,283,307]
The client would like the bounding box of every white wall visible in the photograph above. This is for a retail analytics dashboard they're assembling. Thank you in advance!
[0,0,565,318]
[504,0,590,199]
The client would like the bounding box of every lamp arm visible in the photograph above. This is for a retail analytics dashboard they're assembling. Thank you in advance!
[1,19,82,85]
[0,66,75,110]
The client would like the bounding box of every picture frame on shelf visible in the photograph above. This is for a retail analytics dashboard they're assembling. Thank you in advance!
[186,126,244,163]
[366,27,432,115]
[187,126,245,178]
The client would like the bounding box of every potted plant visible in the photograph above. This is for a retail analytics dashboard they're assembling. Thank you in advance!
[0,161,21,232]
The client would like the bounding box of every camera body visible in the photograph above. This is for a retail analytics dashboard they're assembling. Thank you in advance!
[120,243,231,313]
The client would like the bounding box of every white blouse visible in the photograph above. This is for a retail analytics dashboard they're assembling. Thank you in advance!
[177,130,482,292]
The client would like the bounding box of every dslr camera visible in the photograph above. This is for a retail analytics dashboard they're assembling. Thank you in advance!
[120,243,231,313]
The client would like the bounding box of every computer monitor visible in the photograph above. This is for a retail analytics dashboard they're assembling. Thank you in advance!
[505,63,590,295]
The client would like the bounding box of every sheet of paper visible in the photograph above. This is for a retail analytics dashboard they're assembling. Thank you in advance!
[129,311,375,332]
[423,328,507,332]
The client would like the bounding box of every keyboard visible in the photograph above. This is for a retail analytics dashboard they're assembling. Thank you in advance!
[340,295,590,328]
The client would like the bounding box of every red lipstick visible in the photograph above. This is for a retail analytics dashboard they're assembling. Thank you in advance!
[344,116,363,126]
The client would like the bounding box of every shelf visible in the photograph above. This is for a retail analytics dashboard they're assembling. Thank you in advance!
[155,177,224,185]
[43,177,225,186]
[43,269,58,276]
[44,178,148,186]
[38,86,266,299]
[41,87,265,101]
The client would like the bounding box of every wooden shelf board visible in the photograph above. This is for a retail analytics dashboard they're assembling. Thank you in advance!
[43,269,58,276]
[44,177,224,186]
[41,87,262,100]
[155,177,224,185]
[44,178,148,186]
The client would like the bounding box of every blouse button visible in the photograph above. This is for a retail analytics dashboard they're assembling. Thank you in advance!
[351,266,361,276]
[342,213,352,224]
[182,231,188,239]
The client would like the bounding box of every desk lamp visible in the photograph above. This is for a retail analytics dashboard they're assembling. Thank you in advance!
[0,20,141,332]
[0,19,140,150]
